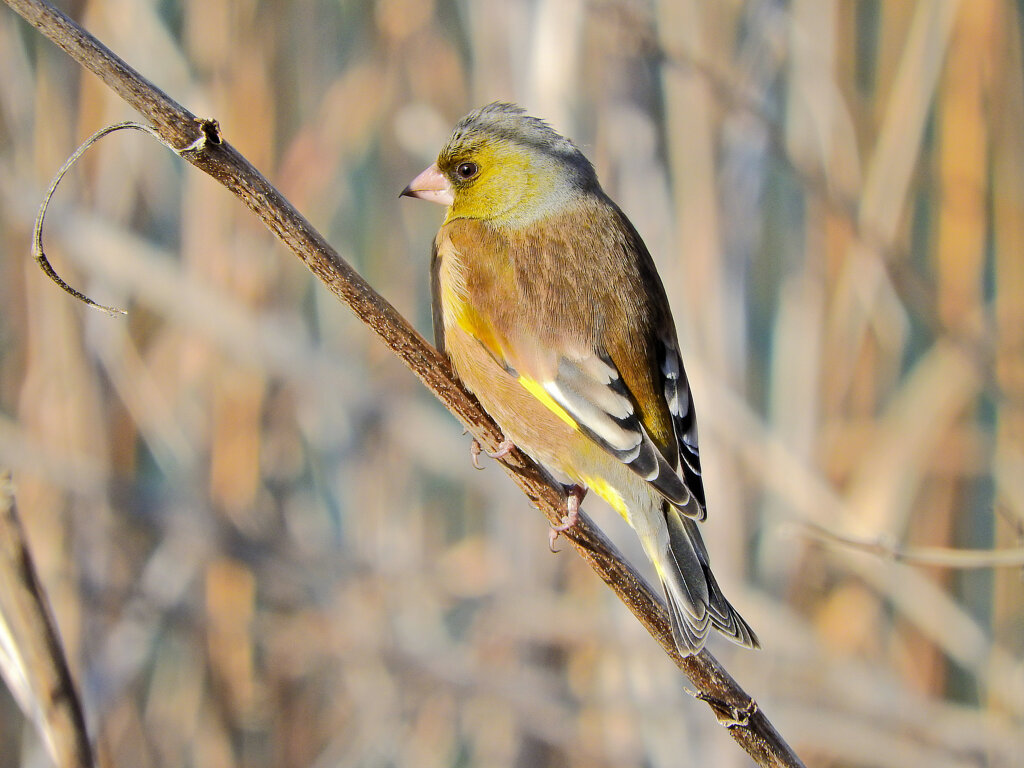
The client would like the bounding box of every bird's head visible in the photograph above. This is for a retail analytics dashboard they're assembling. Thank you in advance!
[402,102,598,226]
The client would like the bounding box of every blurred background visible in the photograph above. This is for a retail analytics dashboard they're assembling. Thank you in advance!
[1,0,1022,766]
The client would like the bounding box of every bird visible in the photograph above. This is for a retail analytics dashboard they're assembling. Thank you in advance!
[401,102,758,656]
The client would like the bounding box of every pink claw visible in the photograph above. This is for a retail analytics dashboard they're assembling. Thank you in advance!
[487,438,514,460]
[469,437,514,470]
[549,485,587,552]
[470,439,484,470]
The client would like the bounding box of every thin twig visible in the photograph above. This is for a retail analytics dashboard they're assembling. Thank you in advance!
[3,1,805,765]
[798,521,1024,569]
[32,121,171,316]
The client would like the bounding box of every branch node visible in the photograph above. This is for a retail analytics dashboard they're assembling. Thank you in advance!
[693,690,759,729]
[180,117,222,154]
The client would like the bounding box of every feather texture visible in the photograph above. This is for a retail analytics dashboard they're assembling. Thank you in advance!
[409,102,758,655]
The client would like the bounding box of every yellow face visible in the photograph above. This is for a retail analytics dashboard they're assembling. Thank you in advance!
[438,137,563,225]
[402,103,596,226]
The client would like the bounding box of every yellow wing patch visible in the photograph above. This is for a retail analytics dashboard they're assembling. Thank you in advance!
[580,474,629,520]
[580,475,665,579]
[451,300,505,361]
[436,238,510,365]
[440,265,578,438]
[517,376,578,430]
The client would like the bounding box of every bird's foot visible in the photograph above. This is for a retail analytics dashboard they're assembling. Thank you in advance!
[470,437,514,470]
[548,485,587,552]
[488,438,514,459]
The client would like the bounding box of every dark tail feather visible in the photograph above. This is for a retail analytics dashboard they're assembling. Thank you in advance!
[660,505,759,655]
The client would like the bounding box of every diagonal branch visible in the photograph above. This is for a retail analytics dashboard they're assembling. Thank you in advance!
[4,1,804,765]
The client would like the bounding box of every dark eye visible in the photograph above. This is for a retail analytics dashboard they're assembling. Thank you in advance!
[455,161,479,180]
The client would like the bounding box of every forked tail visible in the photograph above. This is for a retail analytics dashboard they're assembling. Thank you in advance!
[660,504,759,655]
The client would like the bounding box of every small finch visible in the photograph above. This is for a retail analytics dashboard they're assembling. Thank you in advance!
[402,103,758,656]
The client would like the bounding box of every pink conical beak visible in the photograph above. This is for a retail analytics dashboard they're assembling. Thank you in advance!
[400,163,454,206]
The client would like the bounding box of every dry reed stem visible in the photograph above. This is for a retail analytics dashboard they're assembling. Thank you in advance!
[0,471,95,768]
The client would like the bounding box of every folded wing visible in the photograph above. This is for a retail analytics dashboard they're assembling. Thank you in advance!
[540,341,706,520]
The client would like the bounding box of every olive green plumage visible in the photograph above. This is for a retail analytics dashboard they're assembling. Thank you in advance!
[403,102,758,655]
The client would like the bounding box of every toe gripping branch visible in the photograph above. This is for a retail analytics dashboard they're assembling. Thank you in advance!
[548,485,586,552]
[470,437,514,470]
[464,433,586,555]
